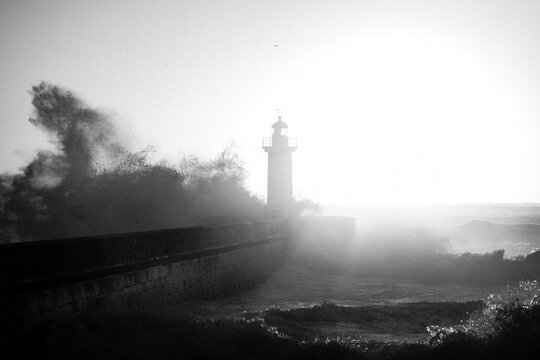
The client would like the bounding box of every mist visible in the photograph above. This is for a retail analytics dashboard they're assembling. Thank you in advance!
[2,1,540,359]
[295,205,540,286]
[0,82,269,243]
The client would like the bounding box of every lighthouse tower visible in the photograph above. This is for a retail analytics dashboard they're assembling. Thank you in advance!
[262,116,297,217]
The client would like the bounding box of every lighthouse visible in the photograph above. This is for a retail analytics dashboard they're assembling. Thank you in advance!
[262,115,297,217]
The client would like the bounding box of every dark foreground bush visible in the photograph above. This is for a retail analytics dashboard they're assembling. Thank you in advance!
[4,282,540,360]
[3,314,294,360]
[427,280,540,360]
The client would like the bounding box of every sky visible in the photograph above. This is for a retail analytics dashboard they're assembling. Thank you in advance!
[1,0,540,205]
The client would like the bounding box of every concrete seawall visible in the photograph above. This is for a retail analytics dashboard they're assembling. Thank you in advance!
[0,219,290,330]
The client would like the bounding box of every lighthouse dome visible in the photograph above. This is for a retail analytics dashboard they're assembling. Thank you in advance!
[271,118,288,129]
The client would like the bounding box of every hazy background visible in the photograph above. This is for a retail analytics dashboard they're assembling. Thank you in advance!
[3,3,540,354]
[2,0,540,205]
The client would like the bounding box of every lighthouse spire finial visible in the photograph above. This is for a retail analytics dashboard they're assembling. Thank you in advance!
[276,108,283,121]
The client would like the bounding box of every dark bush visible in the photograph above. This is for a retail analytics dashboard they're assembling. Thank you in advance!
[526,249,540,264]
[6,282,540,360]
[0,83,271,242]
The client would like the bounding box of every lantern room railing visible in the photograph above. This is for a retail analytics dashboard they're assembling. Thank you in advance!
[262,137,297,148]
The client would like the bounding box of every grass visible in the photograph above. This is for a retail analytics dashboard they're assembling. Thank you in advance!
[4,281,540,359]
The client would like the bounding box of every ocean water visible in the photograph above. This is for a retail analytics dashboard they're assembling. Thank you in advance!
[165,261,502,341]
[323,203,540,228]
[164,204,537,342]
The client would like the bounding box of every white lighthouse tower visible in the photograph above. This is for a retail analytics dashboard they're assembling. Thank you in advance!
[262,115,297,217]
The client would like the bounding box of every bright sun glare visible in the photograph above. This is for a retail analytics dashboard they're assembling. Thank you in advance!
[2,1,539,207]
[266,32,534,205]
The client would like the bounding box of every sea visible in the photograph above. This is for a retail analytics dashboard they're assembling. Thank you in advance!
[164,204,540,342]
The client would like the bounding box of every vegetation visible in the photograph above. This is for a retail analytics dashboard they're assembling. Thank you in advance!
[6,282,540,359]
[343,250,540,285]
[295,224,540,285]
[0,83,319,243]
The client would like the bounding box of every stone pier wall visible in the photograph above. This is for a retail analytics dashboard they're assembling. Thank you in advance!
[0,219,290,330]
